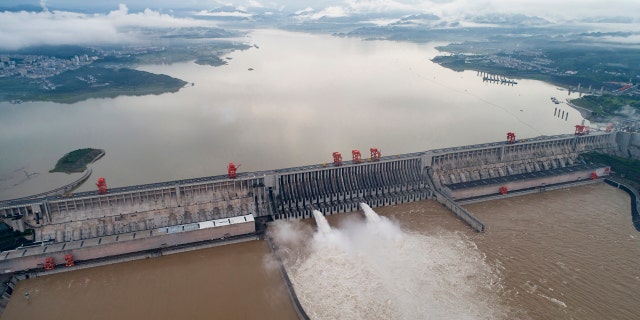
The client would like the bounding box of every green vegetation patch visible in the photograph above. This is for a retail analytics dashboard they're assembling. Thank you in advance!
[195,56,227,67]
[582,152,640,185]
[0,223,33,252]
[0,66,188,104]
[433,42,640,89]
[570,95,640,118]
[50,148,104,173]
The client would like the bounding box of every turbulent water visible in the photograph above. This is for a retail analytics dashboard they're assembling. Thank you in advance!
[271,204,506,319]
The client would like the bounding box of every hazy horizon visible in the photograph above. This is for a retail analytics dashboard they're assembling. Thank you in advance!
[1,0,639,51]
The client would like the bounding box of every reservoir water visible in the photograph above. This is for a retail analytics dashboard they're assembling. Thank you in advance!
[0,29,581,200]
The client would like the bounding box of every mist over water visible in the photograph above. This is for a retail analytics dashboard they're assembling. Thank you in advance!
[270,204,507,319]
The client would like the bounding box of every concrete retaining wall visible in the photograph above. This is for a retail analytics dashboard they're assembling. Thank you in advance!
[0,222,255,273]
[450,167,608,200]
[434,192,485,232]
[267,236,310,320]
[604,179,640,232]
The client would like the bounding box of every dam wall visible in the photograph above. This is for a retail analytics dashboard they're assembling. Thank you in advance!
[0,215,255,273]
[0,132,619,271]
[428,133,615,199]
[273,157,432,220]
[614,132,640,160]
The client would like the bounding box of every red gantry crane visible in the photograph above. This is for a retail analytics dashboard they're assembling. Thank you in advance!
[44,257,55,270]
[507,132,516,144]
[333,152,342,166]
[352,150,362,163]
[574,124,590,136]
[228,163,240,179]
[96,177,108,195]
[370,148,381,161]
[65,254,75,267]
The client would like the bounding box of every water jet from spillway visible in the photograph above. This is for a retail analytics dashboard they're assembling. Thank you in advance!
[359,202,381,223]
[272,206,506,319]
[312,210,331,234]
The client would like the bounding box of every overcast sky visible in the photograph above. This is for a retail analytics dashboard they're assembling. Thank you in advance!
[5,0,640,19]
[1,0,639,50]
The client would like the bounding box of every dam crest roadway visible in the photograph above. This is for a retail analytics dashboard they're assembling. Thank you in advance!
[0,131,618,273]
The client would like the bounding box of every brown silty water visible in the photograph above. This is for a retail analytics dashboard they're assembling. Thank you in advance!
[464,183,640,320]
[3,183,639,319]
[272,183,639,319]
[376,183,639,319]
[1,240,298,320]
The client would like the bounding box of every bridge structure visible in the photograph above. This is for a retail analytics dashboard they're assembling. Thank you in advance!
[0,132,617,272]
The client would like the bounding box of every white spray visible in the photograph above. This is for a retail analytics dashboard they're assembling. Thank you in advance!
[359,203,381,223]
[271,204,506,319]
[312,210,331,235]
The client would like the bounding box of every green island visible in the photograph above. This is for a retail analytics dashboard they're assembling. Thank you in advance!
[50,148,105,173]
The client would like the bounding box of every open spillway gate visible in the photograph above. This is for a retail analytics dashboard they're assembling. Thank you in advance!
[272,157,432,220]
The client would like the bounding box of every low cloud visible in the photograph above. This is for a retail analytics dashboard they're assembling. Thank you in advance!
[0,4,214,51]
[311,6,348,19]
[194,10,253,18]
[285,0,640,25]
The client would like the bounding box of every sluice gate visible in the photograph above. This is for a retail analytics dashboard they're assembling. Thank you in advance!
[274,157,431,220]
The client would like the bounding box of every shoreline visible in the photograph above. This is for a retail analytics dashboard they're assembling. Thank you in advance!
[49,148,105,174]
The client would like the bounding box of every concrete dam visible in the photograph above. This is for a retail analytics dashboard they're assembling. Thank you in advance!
[0,131,617,272]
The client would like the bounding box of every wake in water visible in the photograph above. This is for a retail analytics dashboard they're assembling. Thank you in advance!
[269,203,506,320]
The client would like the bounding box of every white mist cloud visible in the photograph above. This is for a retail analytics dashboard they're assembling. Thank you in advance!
[311,6,348,19]
[39,0,49,12]
[247,0,264,7]
[345,0,415,13]
[295,7,314,15]
[281,0,640,24]
[194,10,253,18]
[0,4,214,51]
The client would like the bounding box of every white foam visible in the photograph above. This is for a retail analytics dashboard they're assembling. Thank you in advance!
[539,293,567,308]
[274,206,506,319]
